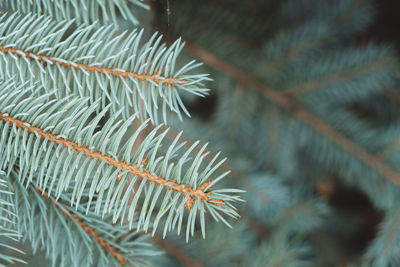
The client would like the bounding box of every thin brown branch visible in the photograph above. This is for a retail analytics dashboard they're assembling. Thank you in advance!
[183,41,400,186]
[0,45,181,86]
[0,113,225,210]
[151,235,203,267]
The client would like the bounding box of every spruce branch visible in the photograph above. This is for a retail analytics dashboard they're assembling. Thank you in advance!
[7,168,156,267]
[0,114,225,211]
[183,41,400,186]
[31,182,130,266]
[0,80,242,240]
[1,0,150,26]
[0,46,182,86]
[0,12,210,124]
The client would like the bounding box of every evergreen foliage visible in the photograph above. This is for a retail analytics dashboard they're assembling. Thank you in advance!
[0,12,210,123]
[0,80,240,240]
[6,168,158,267]
[1,0,400,266]
[0,1,242,265]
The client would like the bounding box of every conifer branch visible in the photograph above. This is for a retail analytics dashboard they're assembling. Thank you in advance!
[0,113,225,210]
[7,167,156,266]
[0,12,210,123]
[0,46,182,86]
[183,41,400,186]
[31,181,129,266]
[0,80,241,239]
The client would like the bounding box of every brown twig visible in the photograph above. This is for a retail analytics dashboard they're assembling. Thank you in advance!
[0,113,225,210]
[0,46,181,86]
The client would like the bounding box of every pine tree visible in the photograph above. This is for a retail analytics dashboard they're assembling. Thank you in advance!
[1,0,400,266]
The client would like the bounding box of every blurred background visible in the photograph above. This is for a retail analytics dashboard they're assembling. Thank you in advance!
[146,0,400,266]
